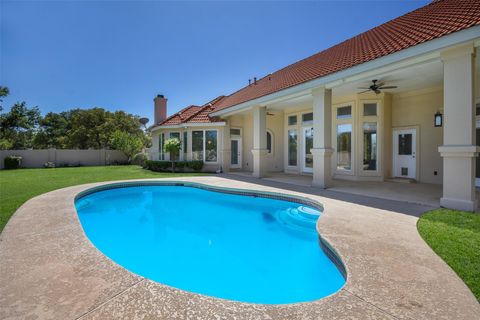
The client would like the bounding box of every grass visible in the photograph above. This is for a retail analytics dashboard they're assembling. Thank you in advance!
[0,165,204,232]
[417,209,480,301]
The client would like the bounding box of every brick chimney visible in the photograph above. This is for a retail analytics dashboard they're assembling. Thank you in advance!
[154,94,167,124]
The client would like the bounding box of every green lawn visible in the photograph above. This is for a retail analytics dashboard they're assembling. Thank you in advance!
[0,165,204,232]
[417,209,480,301]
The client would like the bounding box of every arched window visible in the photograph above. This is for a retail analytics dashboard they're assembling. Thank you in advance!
[266,131,273,154]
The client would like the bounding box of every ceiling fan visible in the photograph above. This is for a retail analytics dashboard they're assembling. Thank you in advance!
[358,79,397,94]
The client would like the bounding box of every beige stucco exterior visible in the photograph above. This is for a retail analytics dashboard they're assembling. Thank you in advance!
[150,39,480,211]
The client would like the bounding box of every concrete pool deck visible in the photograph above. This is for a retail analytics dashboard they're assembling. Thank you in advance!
[0,176,479,319]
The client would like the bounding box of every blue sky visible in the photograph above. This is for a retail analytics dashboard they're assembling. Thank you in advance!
[1,0,428,123]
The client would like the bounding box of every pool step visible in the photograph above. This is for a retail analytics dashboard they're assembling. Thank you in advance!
[277,206,320,231]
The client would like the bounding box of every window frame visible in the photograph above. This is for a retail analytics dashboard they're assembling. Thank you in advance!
[191,129,219,164]
[333,102,355,175]
[159,132,165,161]
[359,100,381,175]
[266,129,274,154]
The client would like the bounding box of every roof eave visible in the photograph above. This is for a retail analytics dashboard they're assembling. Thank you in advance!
[149,122,227,131]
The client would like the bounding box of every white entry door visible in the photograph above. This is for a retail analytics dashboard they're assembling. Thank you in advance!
[302,127,314,173]
[393,129,417,179]
[230,138,242,169]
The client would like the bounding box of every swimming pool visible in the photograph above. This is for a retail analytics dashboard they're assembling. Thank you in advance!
[75,184,345,304]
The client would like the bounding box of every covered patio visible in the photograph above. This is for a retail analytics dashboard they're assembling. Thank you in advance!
[227,171,443,208]
[217,42,480,212]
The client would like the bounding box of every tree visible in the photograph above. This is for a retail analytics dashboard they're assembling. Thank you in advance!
[163,138,182,172]
[0,102,41,149]
[110,130,144,163]
[33,112,70,148]
[0,86,9,112]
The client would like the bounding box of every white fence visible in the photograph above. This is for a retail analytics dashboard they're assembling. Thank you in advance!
[0,149,128,169]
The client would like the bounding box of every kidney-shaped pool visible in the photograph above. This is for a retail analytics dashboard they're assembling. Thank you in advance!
[75,184,345,304]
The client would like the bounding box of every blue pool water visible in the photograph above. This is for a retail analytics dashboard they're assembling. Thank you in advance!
[75,185,345,304]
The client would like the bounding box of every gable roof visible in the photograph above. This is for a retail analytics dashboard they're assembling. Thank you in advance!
[156,0,480,127]
[213,0,480,112]
[158,95,226,126]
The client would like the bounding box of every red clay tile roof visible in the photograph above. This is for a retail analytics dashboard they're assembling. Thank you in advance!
[159,96,226,126]
[213,0,480,112]
[159,105,201,126]
[158,0,480,126]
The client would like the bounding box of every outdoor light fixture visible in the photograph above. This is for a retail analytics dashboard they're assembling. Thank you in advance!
[434,111,443,127]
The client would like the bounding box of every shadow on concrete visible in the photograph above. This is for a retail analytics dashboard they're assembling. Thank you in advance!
[221,173,437,218]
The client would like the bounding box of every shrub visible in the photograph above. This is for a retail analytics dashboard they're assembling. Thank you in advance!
[4,155,22,169]
[132,153,148,167]
[187,160,204,171]
[44,161,55,168]
[144,160,203,173]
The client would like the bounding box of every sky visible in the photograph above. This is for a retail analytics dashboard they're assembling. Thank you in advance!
[1,0,429,124]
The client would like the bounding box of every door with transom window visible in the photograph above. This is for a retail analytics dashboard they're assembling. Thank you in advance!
[302,127,313,173]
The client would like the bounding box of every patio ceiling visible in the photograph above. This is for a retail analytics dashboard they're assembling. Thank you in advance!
[267,59,446,111]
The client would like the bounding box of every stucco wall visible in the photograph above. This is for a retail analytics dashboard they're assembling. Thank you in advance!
[0,149,127,169]
[228,114,253,172]
[391,87,444,184]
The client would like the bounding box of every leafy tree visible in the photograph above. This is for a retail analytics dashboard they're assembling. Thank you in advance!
[0,86,9,112]
[0,102,40,149]
[110,130,144,163]
[33,112,70,148]
[164,138,182,172]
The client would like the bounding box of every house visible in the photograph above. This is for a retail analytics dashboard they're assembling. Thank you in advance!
[149,0,480,211]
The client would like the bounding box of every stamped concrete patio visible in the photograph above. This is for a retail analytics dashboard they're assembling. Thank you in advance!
[1,176,479,320]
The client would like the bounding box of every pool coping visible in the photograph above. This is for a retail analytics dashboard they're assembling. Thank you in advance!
[1,176,479,319]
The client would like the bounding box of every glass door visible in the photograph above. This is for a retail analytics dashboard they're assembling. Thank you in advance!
[302,127,313,173]
[230,138,242,169]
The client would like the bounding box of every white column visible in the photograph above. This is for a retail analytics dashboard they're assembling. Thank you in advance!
[251,105,268,178]
[222,125,231,173]
[439,43,479,211]
[311,87,333,188]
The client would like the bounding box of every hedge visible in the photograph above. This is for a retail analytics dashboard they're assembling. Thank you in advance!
[4,155,22,169]
[144,160,204,172]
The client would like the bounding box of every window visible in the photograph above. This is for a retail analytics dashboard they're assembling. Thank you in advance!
[363,103,377,116]
[288,129,297,166]
[398,134,412,155]
[191,130,218,162]
[337,106,352,119]
[205,130,218,162]
[183,131,188,160]
[363,122,377,171]
[288,115,297,126]
[159,133,165,161]
[192,131,203,161]
[337,124,352,170]
[230,128,241,136]
[168,132,181,161]
[266,131,272,153]
[302,112,313,123]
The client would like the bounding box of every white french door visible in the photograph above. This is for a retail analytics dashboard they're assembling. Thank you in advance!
[230,138,242,169]
[393,128,417,179]
[302,127,313,173]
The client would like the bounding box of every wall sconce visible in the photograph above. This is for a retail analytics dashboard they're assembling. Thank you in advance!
[434,111,443,127]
